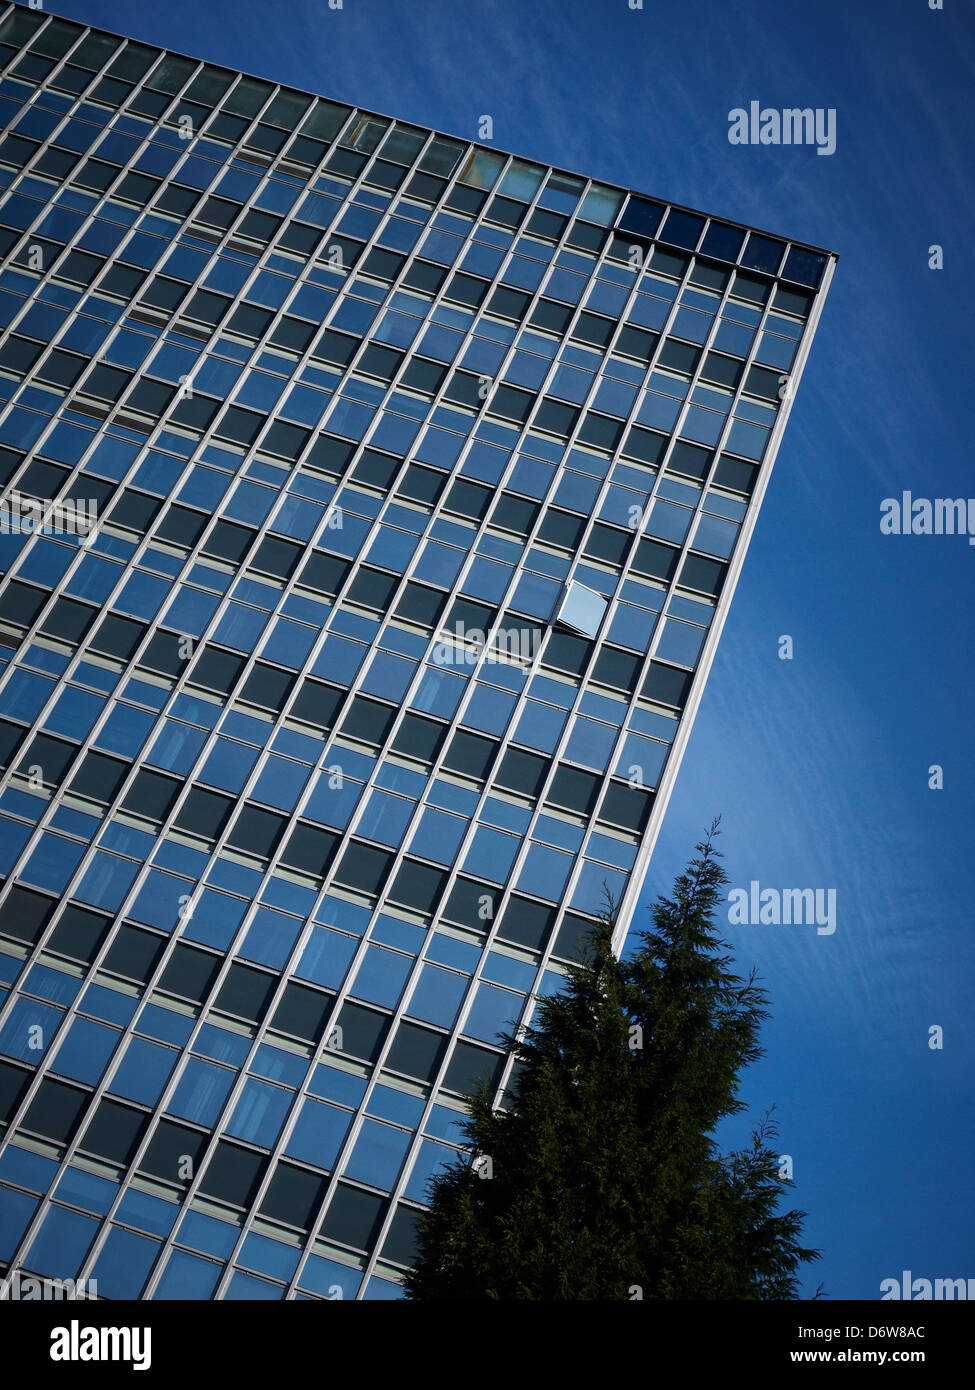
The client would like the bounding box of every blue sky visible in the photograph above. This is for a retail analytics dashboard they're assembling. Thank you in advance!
[45,0,975,1298]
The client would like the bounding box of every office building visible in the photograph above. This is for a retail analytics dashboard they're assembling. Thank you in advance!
[0,3,835,1299]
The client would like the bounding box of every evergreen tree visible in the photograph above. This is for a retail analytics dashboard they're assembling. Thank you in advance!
[405,822,820,1300]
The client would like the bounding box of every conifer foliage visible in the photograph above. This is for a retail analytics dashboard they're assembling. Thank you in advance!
[405,823,819,1300]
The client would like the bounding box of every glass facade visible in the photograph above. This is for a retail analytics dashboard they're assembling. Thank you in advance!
[0,3,834,1300]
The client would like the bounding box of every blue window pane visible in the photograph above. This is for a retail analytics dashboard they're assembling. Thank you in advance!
[225,1269,285,1299]
[43,686,104,740]
[153,1248,223,1300]
[129,869,190,931]
[564,717,617,772]
[412,521,466,577]
[356,790,415,848]
[351,944,411,1009]
[226,1077,292,1147]
[0,1143,59,1194]
[410,667,466,719]
[115,1188,179,1238]
[74,851,140,912]
[20,832,86,896]
[0,996,62,1064]
[260,617,317,669]
[167,1057,235,1127]
[462,826,519,884]
[94,704,156,758]
[239,905,302,971]
[298,1252,362,1300]
[462,685,516,740]
[516,842,573,900]
[285,1096,352,1169]
[212,602,271,652]
[239,1231,300,1282]
[25,1205,99,1280]
[250,755,311,812]
[614,733,668,786]
[53,1017,120,1084]
[311,634,366,684]
[109,1036,178,1106]
[182,887,247,950]
[90,1225,160,1299]
[607,604,657,652]
[53,1166,118,1217]
[163,586,220,636]
[115,571,171,621]
[407,807,466,866]
[176,1209,240,1259]
[509,700,561,756]
[344,1118,411,1191]
[199,737,259,794]
[295,926,357,990]
[0,1185,39,1260]
[0,669,56,722]
[362,1273,406,1299]
[655,619,706,668]
[404,1138,461,1202]
[464,981,524,1045]
[571,860,628,915]
[0,818,32,873]
[406,964,467,1029]
[360,650,416,702]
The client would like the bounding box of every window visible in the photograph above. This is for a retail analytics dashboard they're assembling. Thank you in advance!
[215,963,277,1024]
[495,748,548,799]
[641,661,692,709]
[557,582,606,640]
[497,896,555,951]
[260,1165,328,1230]
[159,944,221,1003]
[103,926,165,984]
[542,631,592,678]
[79,1099,147,1164]
[17,733,76,788]
[272,982,333,1043]
[89,614,146,661]
[334,842,394,897]
[122,769,180,822]
[334,1002,390,1063]
[69,751,128,805]
[227,805,287,860]
[290,679,344,733]
[347,567,398,613]
[22,1078,89,1144]
[391,713,446,765]
[388,860,446,915]
[200,1141,267,1209]
[592,647,641,693]
[442,730,497,782]
[188,647,246,696]
[48,906,111,963]
[239,664,295,713]
[548,765,600,816]
[598,781,653,833]
[339,698,395,748]
[320,1184,387,1252]
[174,788,234,840]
